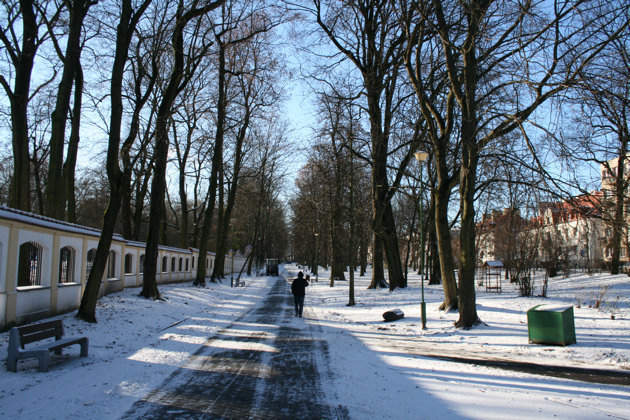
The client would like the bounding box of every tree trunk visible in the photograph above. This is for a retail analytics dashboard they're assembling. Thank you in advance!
[383,202,406,289]
[348,134,356,306]
[46,0,92,220]
[77,0,151,322]
[359,229,368,276]
[610,147,627,274]
[63,66,83,223]
[178,156,189,249]
[212,167,227,281]
[195,41,227,286]
[434,167,458,310]
[5,0,38,212]
[456,143,481,328]
[142,1,198,299]
[329,207,346,282]
[368,233,387,288]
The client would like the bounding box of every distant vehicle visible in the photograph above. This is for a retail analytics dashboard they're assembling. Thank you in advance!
[266,258,279,276]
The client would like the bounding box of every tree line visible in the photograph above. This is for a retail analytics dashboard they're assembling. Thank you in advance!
[1,0,290,322]
[288,0,629,328]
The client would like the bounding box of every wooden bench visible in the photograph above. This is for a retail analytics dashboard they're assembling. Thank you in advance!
[7,319,89,372]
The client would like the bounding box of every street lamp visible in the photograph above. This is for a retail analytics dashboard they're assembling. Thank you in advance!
[228,249,234,287]
[415,150,429,330]
[314,232,319,282]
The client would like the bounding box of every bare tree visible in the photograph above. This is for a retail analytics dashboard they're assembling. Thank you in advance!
[560,18,630,274]
[144,0,225,295]
[428,0,627,328]
[45,0,96,220]
[398,0,460,311]
[300,0,424,290]
[77,0,152,322]
[194,0,276,286]
[0,0,62,211]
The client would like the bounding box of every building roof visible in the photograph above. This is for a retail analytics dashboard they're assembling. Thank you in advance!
[0,205,125,241]
[483,260,504,268]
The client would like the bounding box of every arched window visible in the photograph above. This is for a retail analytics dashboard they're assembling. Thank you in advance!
[139,254,145,274]
[185,258,189,271]
[124,253,133,274]
[162,256,168,272]
[59,246,75,283]
[86,248,96,277]
[192,256,195,269]
[107,250,117,278]
[171,256,176,272]
[18,242,43,287]
[178,257,183,272]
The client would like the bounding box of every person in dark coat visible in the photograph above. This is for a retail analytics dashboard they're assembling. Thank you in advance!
[291,271,309,317]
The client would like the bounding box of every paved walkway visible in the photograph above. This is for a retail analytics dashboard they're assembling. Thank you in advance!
[122,277,348,419]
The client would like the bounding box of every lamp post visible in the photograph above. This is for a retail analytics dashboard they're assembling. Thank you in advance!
[415,150,429,330]
[314,232,319,282]
[228,249,234,287]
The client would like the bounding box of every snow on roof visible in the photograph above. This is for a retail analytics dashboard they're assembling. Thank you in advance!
[0,205,221,256]
[188,247,216,256]
[0,205,125,241]
[158,244,193,254]
[483,260,504,267]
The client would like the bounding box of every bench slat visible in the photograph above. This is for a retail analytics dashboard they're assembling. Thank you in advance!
[29,337,87,351]
[18,320,63,346]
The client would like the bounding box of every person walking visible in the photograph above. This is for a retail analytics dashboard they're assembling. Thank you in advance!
[291,271,309,317]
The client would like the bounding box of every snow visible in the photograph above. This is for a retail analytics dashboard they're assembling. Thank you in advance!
[0,205,121,240]
[1,266,629,419]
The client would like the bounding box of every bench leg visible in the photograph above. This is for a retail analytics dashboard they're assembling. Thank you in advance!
[80,338,89,357]
[37,352,50,372]
[6,354,17,372]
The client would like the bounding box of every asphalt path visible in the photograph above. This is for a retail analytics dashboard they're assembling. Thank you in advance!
[122,277,348,419]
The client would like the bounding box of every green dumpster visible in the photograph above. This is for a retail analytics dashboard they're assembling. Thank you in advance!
[527,304,576,346]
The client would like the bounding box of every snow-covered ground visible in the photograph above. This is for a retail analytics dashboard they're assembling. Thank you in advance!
[0,266,628,419]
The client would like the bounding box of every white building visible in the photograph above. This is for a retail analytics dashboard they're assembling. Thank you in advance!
[0,205,247,330]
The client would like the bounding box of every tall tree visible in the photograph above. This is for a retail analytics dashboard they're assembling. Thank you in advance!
[211,3,280,281]
[0,0,62,211]
[399,0,459,311]
[145,0,225,296]
[309,0,423,290]
[560,21,630,274]
[430,0,627,328]
[45,0,96,219]
[76,0,152,322]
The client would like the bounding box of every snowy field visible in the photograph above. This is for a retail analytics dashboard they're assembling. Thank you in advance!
[0,265,628,419]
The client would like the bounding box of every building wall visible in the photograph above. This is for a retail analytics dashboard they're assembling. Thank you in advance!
[0,207,246,331]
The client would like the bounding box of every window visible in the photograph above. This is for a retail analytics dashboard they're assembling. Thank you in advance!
[139,254,144,274]
[124,253,133,274]
[86,248,96,277]
[59,246,75,283]
[18,242,43,287]
[162,256,168,272]
[179,257,183,272]
[185,258,189,271]
[107,250,117,278]
[192,256,195,269]
[171,256,176,272]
